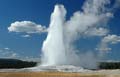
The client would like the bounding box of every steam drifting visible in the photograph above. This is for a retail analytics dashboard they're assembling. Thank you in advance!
[41,0,120,69]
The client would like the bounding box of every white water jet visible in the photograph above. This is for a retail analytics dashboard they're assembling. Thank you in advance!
[41,5,67,65]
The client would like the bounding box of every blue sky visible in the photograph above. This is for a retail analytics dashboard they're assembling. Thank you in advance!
[0,0,120,61]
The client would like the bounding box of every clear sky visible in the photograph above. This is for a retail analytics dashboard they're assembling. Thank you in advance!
[0,0,120,61]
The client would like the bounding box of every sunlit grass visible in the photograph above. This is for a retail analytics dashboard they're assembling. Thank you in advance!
[0,72,110,77]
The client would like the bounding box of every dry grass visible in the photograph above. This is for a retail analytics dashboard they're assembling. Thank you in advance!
[0,72,119,77]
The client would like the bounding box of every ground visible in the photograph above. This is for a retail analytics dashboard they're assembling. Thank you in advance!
[0,70,120,77]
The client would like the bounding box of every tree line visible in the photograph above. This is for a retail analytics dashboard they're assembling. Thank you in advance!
[0,58,120,69]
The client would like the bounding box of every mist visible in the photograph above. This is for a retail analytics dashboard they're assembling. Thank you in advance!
[41,0,117,69]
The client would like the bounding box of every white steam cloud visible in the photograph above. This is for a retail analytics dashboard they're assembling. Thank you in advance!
[41,0,120,69]
[42,5,67,65]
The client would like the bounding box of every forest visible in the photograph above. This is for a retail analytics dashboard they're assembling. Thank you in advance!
[0,58,120,69]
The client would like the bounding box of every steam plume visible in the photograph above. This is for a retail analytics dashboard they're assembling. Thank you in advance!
[42,5,67,65]
[41,0,118,69]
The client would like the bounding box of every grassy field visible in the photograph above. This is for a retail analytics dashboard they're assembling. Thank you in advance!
[0,72,119,77]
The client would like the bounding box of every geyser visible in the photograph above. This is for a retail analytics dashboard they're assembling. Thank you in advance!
[42,5,67,65]
[41,0,115,69]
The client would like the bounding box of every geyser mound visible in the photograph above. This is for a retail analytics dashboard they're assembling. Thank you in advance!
[27,65,86,72]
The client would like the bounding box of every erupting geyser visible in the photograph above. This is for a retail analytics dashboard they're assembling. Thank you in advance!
[41,5,84,67]
[41,0,117,69]
[41,4,98,69]
[42,5,67,65]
